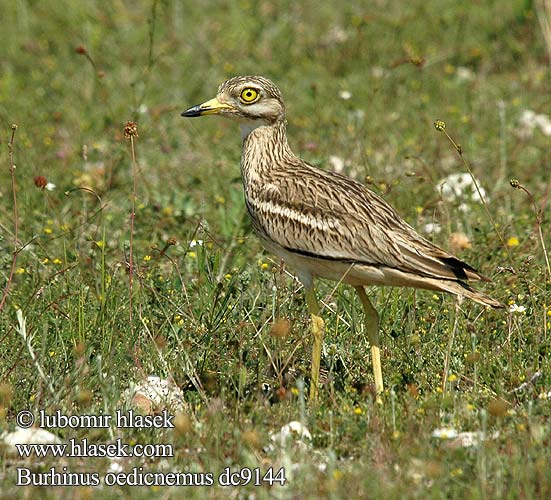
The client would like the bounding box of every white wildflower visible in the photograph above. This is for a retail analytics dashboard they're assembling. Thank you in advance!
[431,428,458,439]
[534,113,551,136]
[328,155,345,173]
[436,172,487,204]
[351,109,365,122]
[423,223,442,235]
[520,109,536,125]
[451,432,485,447]
[338,90,352,100]
[371,66,385,79]
[508,303,526,314]
[456,66,475,81]
[517,109,551,138]
[432,428,499,448]
[270,421,311,447]
[189,240,203,248]
[452,431,499,448]
[323,26,349,44]
[107,460,124,474]
[45,182,56,191]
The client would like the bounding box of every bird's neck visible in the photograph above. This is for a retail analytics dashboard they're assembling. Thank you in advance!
[240,119,295,182]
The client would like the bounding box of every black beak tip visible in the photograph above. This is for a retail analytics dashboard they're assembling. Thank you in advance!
[181,105,202,118]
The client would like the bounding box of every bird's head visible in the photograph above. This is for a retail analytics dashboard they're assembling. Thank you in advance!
[181,76,286,126]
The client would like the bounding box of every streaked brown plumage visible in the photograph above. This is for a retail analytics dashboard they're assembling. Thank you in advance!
[182,75,503,399]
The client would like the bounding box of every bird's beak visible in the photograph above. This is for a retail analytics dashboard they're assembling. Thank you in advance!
[181,97,233,117]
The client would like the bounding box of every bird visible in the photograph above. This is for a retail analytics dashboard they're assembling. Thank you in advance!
[181,75,503,401]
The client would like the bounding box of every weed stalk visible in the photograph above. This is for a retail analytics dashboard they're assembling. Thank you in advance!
[0,125,19,313]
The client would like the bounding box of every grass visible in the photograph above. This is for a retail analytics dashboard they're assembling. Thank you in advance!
[0,0,550,497]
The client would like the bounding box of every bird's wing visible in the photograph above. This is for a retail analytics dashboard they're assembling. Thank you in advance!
[246,162,485,282]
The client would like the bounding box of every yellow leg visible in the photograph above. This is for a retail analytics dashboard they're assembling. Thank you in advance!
[354,286,384,396]
[305,287,325,401]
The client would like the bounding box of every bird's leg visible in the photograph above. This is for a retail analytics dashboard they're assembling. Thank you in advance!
[354,286,384,396]
[304,287,325,401]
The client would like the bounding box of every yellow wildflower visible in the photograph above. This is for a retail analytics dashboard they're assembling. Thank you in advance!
[507,237,519,247]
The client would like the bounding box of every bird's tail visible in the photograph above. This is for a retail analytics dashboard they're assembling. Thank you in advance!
[429,278,504,308]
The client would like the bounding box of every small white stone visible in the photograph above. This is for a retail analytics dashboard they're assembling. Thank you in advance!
[1,427,62,455]
[123,376,186,413]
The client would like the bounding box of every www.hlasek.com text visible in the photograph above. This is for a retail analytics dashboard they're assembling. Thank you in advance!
[16,438,173,459]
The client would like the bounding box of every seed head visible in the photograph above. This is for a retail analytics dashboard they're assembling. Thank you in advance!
[75,45,87,55]
[124,121,138,138]
[34,175,48,189]
[488,398,509,417]
[434,120,446,131]
[510,178,520,188]
[270,318,292,339]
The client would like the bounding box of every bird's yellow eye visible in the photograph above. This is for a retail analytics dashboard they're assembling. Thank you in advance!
[240,88,259,103]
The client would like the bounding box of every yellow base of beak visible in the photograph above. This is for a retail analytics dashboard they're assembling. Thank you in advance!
[181,97,233,117]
